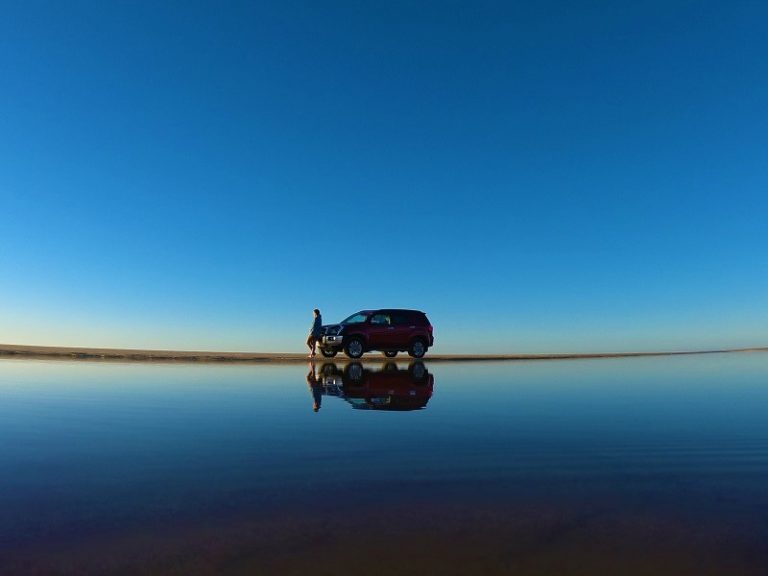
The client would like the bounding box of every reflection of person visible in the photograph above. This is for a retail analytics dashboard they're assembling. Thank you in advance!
[306,308,323,358]
[306,361,322,412]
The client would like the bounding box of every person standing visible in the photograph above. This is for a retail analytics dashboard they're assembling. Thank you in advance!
[306,308,323,358]
[306,360,322,412]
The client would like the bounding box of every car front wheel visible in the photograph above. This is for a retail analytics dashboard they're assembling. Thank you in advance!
[344,337,364,359]
[383,351,397,358]
[320,348,338,358]
[345,362,364,382]
[408,339,427,358]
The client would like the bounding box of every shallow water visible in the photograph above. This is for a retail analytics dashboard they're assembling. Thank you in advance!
[1,354,767,575]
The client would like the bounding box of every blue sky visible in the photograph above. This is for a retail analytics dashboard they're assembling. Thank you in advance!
[1,0,766,353]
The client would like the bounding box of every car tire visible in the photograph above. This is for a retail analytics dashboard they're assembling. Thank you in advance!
[408,338,427,358]
[344,337,364,359]
[321,364,338,376]
[383,351,397,358]
[320,348,337,358]
[409,361,426,381]
[345,362,364,382]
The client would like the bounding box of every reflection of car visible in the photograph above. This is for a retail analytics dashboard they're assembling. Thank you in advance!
[320,309,434,359]
[319,362,434,411]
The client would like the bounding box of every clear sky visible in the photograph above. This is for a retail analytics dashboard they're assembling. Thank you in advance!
[1,0,766,353]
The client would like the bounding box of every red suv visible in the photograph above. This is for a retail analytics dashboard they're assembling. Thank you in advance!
[320,309,434,359]
[319,362,434,411]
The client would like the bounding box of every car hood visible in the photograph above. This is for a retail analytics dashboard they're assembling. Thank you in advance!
[321,323,344,335]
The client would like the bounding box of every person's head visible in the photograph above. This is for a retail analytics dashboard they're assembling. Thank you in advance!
[313,308,320,316]
[313,402,320,412]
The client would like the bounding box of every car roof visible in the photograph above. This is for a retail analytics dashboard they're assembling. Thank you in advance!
[373,308,425,313]
[353,309,427,316]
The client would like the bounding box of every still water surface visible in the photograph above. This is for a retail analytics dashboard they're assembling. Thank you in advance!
[1,354,767,574]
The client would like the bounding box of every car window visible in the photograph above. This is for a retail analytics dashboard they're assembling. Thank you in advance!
[342,313,369,324]
[370,314,391,325]
[391,314,410,325]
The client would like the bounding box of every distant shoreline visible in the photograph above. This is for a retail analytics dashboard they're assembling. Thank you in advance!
[1,343,766,364]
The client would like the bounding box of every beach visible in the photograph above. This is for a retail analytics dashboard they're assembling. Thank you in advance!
[1,343,766,364]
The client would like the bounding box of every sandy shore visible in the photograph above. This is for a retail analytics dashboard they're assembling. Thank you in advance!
[1,343,766,364]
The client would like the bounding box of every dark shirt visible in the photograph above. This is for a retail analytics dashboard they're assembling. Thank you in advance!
[310,315,323,337]
[311,384,323,409]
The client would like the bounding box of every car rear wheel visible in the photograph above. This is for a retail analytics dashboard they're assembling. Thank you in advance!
[344,337,364,359]
[320,348,337,358]
[408,338,427,358]
[409,361,426,381]
[383,351,397,358]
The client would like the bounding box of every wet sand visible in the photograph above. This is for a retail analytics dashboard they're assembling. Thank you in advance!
[2,495,763,575]
[1,343,766,364]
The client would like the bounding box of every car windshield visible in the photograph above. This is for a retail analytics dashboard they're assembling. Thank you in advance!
[341,312,369,324]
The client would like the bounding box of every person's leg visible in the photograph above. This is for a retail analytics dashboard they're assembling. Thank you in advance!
[310,336,317,357]
[306,335,314,353]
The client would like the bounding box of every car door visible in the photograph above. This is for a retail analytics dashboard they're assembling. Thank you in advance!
[390,312,415,348]
[367,313,394,349]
